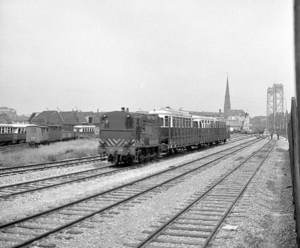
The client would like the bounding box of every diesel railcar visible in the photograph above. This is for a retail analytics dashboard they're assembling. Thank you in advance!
[98,107,230,165]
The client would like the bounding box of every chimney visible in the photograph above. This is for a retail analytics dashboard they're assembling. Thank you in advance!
[126,108,129,112]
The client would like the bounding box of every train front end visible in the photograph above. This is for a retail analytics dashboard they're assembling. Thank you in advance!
[98,111,136,165]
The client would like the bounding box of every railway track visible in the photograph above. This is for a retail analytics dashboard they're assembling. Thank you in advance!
[0,135,254,174]
[0,155,105,177]
[134,140,276,247]
[0,138,269,247]
[0,137,260,199]
[0,135,253,178]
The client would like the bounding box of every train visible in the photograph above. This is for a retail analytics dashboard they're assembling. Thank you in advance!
[26,124,98,147]
[0,124,27,145]
[98,107,230,165]
[0,123,97,147]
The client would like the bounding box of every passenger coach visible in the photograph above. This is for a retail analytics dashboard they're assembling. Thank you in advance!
[0,124,28,145]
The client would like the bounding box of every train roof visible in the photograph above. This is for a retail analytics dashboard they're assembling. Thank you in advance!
[101,111,158,122]
[26,124,49,128]
[12,124,31,127]
[0,124,13,127]
[73,125,96,128]
[192,115,216,121]
[149,107,191,117]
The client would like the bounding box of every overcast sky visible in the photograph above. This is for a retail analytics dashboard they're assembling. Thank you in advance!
[0,0,295,117]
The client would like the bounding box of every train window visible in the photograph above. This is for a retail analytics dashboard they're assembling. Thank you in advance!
[101,117,110,129]
[159,118,164,126]
[165,116,169,127]
[126,116,133,129]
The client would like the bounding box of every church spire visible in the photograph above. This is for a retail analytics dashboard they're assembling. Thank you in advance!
[224,76,231,119]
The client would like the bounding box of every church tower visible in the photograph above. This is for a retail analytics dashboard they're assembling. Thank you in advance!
[224,77,231,119]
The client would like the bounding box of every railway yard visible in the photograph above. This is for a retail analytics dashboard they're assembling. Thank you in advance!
[0,134,297,248]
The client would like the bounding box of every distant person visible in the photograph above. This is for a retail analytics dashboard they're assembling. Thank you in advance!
[277,132,279,140]
[270,132,273,139]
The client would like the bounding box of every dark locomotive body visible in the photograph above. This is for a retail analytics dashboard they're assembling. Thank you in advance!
[98,107,230,165]
[98,111,160,165]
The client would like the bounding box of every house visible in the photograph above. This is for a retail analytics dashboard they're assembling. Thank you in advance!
[29,110,96,126]
[226,110,251,131]
[0,113,13,124]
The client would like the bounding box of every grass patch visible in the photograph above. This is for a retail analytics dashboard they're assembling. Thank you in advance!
[0,139,99,167]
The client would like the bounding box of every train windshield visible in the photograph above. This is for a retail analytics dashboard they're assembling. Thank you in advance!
[101,112,135,130]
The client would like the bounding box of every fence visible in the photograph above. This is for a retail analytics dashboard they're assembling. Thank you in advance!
[288,97,300,246]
